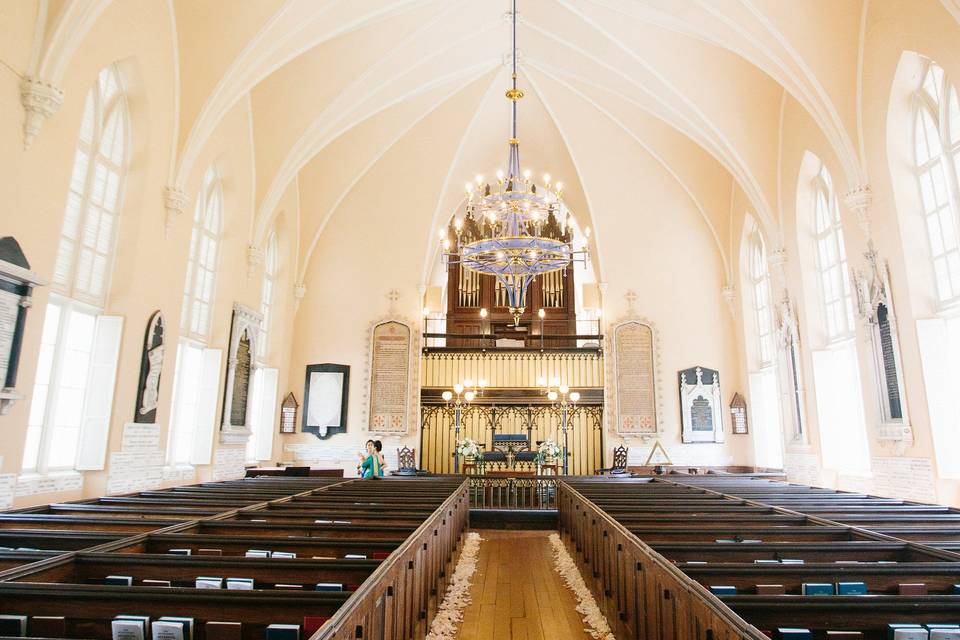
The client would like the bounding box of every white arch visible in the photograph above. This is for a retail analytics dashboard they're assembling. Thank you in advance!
[527,63,730,282]
[296,69,496,282]
[174,0,440,191]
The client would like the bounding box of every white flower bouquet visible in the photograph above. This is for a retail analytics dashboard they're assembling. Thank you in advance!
[454,438,484,460]
[536,439,562,463]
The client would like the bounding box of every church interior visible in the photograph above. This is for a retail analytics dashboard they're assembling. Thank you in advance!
[3,0,960,638]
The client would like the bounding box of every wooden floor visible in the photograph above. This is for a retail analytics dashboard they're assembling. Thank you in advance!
[456,529,595,640]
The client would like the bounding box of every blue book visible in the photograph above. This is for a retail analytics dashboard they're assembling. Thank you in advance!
[264,624,299,640]
[106,575,134,586]
[836,581,867,595]
[708,585,737,596]
[778,630,813,640]
[315,582,344,591]
[801,582,834,596]
[167,549,191,556]
[953,584,960,594]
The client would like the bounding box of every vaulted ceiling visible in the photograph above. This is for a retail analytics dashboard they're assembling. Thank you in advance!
[35,0,900,283]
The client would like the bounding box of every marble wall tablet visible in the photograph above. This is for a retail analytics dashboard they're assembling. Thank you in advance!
[369,321,411,433]
[679,366,724,443]
[613,321,657,435]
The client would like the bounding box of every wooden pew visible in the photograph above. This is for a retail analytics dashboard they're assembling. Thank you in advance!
[0,476,470,640]
[559,475,960,639]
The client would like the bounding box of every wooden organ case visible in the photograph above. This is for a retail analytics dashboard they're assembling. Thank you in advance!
[445,212,577,347]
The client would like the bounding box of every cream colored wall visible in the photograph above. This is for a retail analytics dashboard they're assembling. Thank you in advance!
[0,1,297,506]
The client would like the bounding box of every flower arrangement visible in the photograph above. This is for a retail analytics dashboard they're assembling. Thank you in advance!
[455,438,484,460]
[535,439,562,464]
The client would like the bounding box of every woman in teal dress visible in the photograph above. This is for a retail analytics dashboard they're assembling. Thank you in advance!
[357,439,385,478]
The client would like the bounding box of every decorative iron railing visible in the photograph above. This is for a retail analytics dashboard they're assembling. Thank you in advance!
[419,403,604,475]
[467,475,559,509]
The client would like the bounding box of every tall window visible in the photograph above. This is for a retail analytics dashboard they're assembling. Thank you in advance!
[802,158,871,475]
[742,218,784,469]
[748,227,775,366]
[181,168,223,341]
[812,163,856,341]
[23,66,128,474]
[167,166,224,466]
[247,233,279,463]
[258,233,278,360]
[913,59,960,478]
[914,59,960,305]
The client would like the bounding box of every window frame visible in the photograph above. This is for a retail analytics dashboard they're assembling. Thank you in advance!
[258,232,278,363]
[22,295,101,474]
[811,164,856,343]
[747,227,775,367]
[913,59,960,308]
[52,65,129,308]
[23,65,129,475]
[181,168,223,342]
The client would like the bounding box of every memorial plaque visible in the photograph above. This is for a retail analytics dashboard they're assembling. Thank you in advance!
[0,289,20,387]
[219,303,261,444]
[679,366,724,443]
[369,321,410,433]
[614,321,657,434]
[730,393,748,435]
[303,364,349,440]
[0,236,45,415]
[230,332,251,426]
[691,397,713,431]
[134,311,165,423]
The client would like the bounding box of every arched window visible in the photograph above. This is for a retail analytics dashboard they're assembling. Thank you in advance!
[913,59,960,304]
[748,227,775,366]
[23,65,129,473]
[246,233,280,463]
[181,168,223,341]
[167,166,224,466]
[258,232,278,361]
[812,162,856,341]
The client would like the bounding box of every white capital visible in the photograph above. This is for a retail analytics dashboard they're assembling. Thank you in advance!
[20,77,64,148]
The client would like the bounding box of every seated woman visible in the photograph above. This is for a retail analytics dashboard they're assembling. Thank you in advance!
[357,439,385,478]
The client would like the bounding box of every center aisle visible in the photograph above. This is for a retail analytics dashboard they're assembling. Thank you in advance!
[456,530,595,640]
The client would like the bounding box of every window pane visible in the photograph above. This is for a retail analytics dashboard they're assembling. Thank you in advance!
[21,425,42,470]
[47,427,80,469]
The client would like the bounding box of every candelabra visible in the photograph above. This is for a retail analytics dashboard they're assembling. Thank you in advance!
[442,379,485,473]
[538,377,580,474]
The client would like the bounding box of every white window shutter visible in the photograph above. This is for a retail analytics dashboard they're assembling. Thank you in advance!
[190,347,222,465]
[76,315,124,470]
[256,368,279,461]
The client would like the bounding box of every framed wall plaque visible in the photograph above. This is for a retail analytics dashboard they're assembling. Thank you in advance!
[134,311,165,423]
[679,366,724,443]
[280,392,298,434]
[730,392,748,435]
[0,237,45,415]
[303,363,349,440]
[220,303,262,444]
[612,320,658,435]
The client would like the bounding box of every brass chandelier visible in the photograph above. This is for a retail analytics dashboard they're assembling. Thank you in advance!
[441,0,588,326]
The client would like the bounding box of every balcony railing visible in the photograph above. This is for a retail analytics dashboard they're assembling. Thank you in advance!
[422,332,603,351]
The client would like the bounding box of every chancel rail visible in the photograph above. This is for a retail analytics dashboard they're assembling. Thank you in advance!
[419,401,604,475]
